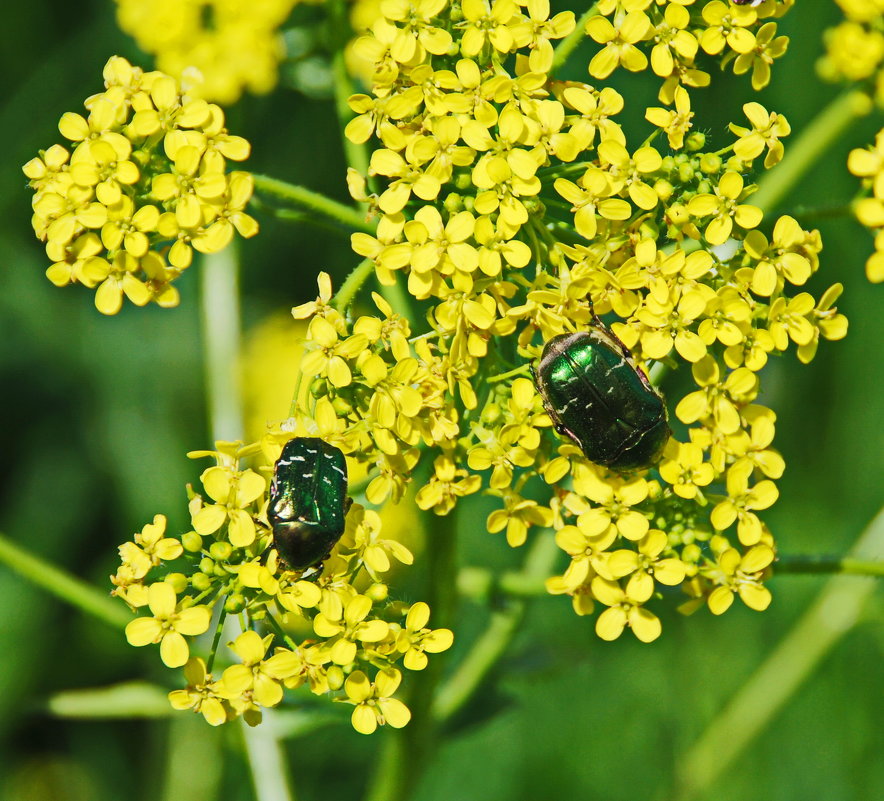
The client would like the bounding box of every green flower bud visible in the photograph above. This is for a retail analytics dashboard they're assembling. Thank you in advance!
[327,666,345,690]
[210,541,233,561]
[366,582,388,602]
[225,594,246,613]
[699,153,722,174]
[182,530,203,552]
[685,132,706,151]
[192,572,212,592]
[165,573,188,594]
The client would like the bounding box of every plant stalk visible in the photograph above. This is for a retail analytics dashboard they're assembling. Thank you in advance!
[252,174,374,233]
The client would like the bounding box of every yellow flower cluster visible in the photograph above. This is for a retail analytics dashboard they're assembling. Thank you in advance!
[111,439,452,732]
[280,0,852,643]
[849,128,884,282]
[23,56,258,315]
[586,0,790,96]
[819,0,884,103]
[114,0,305,103]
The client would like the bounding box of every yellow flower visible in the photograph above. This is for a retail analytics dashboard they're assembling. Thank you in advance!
[658,441,715,500]
[168,658,229,726]
[705,543,774,615]
[710,461,779,546]
[591,576,662,643]
[313,594,390,665]
[345,669,411,734]
[125,582,211,667]
[733,22,788,90]
[676,356,759,435]
[190,463,266,547]
[730,102,791,168]
[645,86,693,151]
[687,171,763,245]
[586,11,652,79]
[396,602,454,670]
[700,1,757,56]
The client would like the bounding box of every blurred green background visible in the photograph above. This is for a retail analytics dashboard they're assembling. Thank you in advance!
[1,1,881,799]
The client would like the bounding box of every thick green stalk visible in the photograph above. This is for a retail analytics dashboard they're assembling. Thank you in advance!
[775,553,884,577]
[433,530,561,724]
[0,532,131,630]
[200,247,244,442]
[252,174,374,233]
[666,505,884,801]
[200,251,295,801]
[752,90,872,212]
[363,508,454,801]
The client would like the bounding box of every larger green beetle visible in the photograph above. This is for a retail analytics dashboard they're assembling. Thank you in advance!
[532,326,671,470]
[268,437,350,570]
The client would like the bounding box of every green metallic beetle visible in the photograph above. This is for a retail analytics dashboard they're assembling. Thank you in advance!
[268,437,351,570]
[531,324,671,470]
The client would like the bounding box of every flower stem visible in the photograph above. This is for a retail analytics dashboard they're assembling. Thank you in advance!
[252,174,374,233]
[775,553,884,577]
[487,364,532,383]
[666,505,884,801]
[550,4,599,75]
[432,530,561,724]
[364,508,455,801]
[200,246,297,801]
[0,532,131,630]
[200,247,244,442]
[332,257,375,312]
[751,90,872,212]
[241,715,297,801]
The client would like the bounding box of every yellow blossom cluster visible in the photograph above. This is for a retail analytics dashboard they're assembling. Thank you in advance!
[818,0,884,103]
[271,0,854,644]
[585,0,790,97]
[114,0,307,104]
[849,130,884,282]
[23,56,258,315]
[817,1,884,282]
[111,439,452,732]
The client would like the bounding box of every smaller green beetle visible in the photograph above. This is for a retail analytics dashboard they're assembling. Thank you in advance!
[532,325,671,470]
[268,437,351,570]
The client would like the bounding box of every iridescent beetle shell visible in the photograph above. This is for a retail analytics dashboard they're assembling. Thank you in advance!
[532,327,671,470]
[268,437,350,570]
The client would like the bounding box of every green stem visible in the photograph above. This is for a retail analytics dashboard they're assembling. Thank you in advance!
[487,364,532,384]
[666,505,884,801]
[205,606,228,673]
[432,530,561,724]
[788,202,855,222]
[775,554,884,577]
[252,174,374,233]
[332,257,375,312]
[241,716,297,801]
[550,4,599,75]
[751,90,872,212]
[0,532,131,630]
[201,247,297,801]
[364,508,455,801]
[200,248,245,442]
